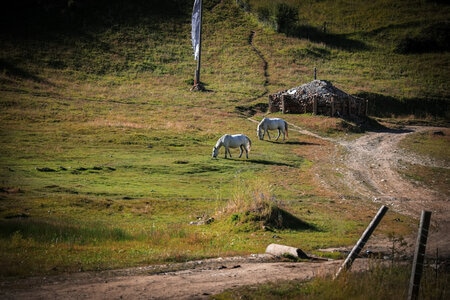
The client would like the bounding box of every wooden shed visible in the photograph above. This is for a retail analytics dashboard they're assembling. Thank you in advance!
[268,80,367,117]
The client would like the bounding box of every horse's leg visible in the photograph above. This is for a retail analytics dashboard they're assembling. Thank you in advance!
[238,145,243,158]
[244,145,249,159]
[227,147,232,158]
[266,129,271,140]
[275,128,281,141]
[224,147,228,158]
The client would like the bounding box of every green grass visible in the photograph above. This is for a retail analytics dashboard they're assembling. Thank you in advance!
[397,128,450,197]
[0,0,448,281]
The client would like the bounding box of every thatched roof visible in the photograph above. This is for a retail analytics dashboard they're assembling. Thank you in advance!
[271,80,359,104]
[269,80,367,117]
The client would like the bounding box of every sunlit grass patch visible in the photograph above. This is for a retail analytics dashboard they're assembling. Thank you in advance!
[399,128,450,162]
[397,128,450,196]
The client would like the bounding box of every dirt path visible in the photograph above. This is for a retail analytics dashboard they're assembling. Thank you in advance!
[327,126,449,256]
[1,124,448,299]
[288,122,449,256]
[1,256,377,300]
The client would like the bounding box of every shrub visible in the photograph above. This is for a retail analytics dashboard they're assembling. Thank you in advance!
[275,3,299,36]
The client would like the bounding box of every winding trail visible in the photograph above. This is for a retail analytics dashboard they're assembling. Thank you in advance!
[248,30,270,100]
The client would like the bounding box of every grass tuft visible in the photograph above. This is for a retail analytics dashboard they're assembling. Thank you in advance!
[217,179,316,232]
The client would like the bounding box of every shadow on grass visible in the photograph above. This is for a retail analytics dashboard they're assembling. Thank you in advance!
[291,25,369,51]
[0,218,131,243]
[230,205,319,232]
[0,59,51,84]
[272,207,319,231]
[246,159,296,168]
[285,141,321,146]
[358,91,450,122]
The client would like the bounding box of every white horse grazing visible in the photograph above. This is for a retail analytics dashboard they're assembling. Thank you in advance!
[257,117,288,141]
[212,134,252,159]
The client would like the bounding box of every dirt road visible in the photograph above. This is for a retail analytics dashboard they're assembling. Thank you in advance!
[1,124,448,299]
[332,126,449,256]
[0,256,378,300]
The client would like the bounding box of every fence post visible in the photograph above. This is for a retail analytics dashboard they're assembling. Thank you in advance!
[335,205,389,278]
[408,210,432,300]
[331,97,335,117]
[313,97,318,115]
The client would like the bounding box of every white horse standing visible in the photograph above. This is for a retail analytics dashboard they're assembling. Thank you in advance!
[257,117,288,141]
[212,134,252,159]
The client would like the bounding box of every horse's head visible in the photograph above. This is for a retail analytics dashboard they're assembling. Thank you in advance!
[257,125,264,140]
[211,146,219,158]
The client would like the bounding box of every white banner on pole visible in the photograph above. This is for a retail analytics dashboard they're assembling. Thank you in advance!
[191,0,201,60]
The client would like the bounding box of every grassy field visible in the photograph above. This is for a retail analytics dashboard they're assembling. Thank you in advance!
[0,0,449,295]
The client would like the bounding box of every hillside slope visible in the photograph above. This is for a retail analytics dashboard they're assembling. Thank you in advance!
[0,0,449,281]
[1,0,449,110]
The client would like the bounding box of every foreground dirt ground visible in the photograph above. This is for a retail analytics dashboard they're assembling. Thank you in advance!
[2,256,383,300]
[1,124,448,299]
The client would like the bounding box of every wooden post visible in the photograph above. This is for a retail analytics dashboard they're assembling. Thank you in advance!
[365,99,369,116]
[313,97,317,115]
[335,205,389,278]
[408,210,432,300]
[331,97,335,117]
[346,98,350,116]
[268,95,273,113]
[281,95,286,114]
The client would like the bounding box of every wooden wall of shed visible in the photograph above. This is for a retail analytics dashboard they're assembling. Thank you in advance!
[268,95,367,117]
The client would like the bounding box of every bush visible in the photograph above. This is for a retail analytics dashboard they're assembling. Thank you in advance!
[275,3,299,36]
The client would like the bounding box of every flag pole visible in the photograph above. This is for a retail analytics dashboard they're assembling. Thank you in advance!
[192,0,204,91]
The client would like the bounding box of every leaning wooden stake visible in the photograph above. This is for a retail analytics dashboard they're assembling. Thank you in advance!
[334,205,389,279]
[408,210,432,300]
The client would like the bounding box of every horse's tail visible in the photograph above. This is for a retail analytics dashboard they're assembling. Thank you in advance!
[247,136,252,152]
[284,121,288,138]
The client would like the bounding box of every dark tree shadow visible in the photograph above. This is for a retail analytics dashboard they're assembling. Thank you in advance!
[235,103,268,117]
[0,59,50,84]
[291,25,369,51]
[356,91,450,122]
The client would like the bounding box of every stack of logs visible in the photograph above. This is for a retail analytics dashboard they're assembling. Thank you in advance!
[269,80,367,117]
